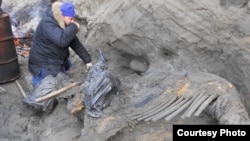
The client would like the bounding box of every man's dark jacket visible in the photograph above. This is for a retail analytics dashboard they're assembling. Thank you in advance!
[28,5,91,77]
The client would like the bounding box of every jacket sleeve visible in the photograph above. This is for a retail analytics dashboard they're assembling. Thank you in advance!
[42,21,79,47]
[70,37,92,64]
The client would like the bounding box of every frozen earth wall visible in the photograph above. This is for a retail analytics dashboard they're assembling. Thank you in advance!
[72,0,250,114]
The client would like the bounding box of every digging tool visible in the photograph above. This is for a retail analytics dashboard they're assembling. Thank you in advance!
[35,81,82,102]
[15,80,27,97]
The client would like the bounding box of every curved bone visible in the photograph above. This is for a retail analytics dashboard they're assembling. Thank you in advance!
[161,96,184,110]
[130,97,168,118]
[136,95,177,121]
[146,98,184,122]
[129,94,174,117]
[132,101,165,120]
[135,95,177,121]
[181,93,203,119]
[184,94,209,118]
[165,97,193,121]
[129,72,250,124]
[129,98,163,117]
[150,97,190,122]
[194,94,219,117]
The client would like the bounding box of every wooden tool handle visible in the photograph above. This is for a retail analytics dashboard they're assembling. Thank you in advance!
[35,81,82,102]
[15,80,27,98]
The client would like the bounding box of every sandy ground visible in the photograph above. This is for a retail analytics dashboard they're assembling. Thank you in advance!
[0,55,83,141]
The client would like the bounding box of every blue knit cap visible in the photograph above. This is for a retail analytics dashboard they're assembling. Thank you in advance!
[60,2,75,17]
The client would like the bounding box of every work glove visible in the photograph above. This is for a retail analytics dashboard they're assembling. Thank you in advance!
[86,62,93,72]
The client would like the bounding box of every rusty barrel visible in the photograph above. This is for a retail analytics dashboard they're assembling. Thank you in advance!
[0,12,20,83]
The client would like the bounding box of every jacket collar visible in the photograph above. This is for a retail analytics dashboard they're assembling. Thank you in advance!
[52,1,65,29]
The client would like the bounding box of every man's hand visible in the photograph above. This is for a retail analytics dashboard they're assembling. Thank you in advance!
[86,62,93,72]
[72,21,80,30]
